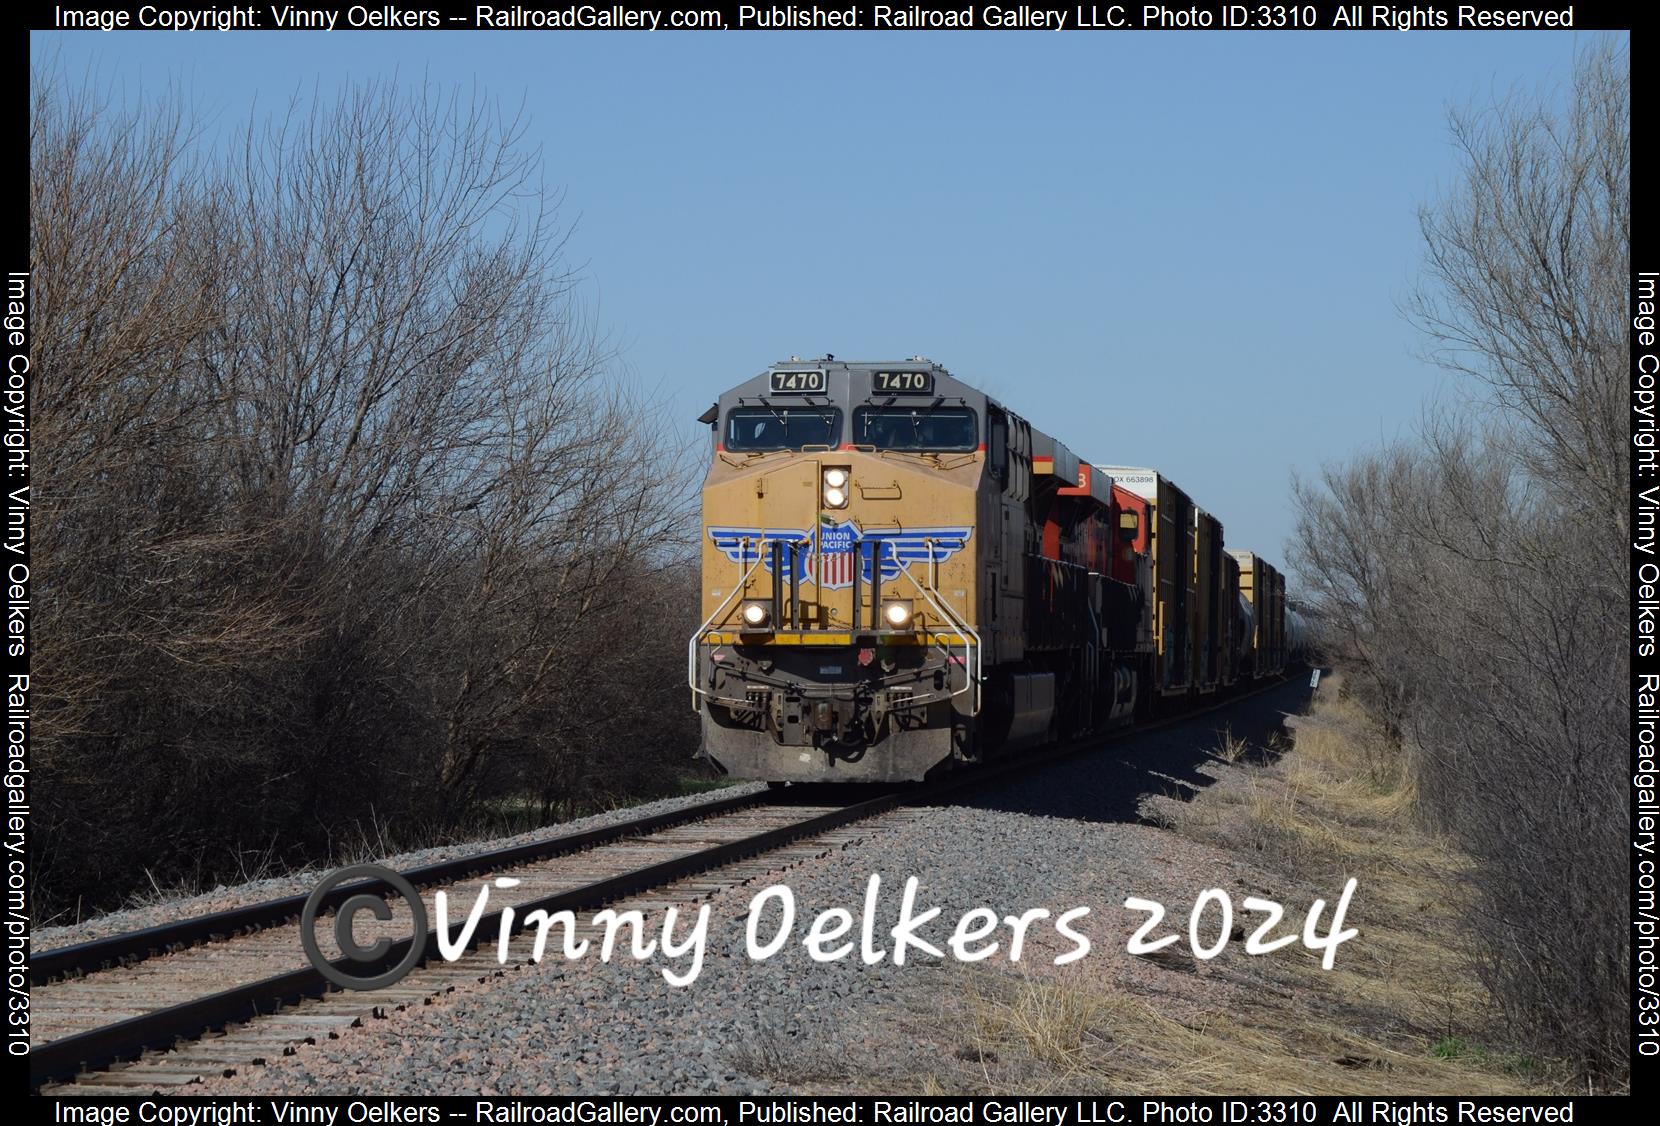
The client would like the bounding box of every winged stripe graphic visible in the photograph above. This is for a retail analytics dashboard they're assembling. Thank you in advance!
[707,523,971,589]
[859,526,973,582]
[707,526,814,583]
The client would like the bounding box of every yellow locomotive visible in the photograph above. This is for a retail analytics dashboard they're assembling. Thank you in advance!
[689,358,1287,784]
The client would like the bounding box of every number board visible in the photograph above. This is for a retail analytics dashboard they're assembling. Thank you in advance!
[769,369,827,394]
[873,370,934,394]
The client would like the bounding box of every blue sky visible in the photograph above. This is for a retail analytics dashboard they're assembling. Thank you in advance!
[34,29,1611,569]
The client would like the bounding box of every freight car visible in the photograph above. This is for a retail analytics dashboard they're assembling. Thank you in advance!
[1227,550,1288,678]
[688,358,1288,784]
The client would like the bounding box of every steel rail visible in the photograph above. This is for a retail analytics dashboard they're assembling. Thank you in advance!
[30,789,768,986]
[29,792,891,1090]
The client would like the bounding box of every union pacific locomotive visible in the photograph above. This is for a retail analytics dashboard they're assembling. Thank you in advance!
[689,358,1288,783]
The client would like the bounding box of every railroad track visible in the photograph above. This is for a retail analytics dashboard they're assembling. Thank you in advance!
[29,790,905,1093]
[30,674,1299,1094]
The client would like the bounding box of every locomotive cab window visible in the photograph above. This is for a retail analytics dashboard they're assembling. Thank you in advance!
[988,410,1009,483]
[852,406,977,452]
[724,407,842,451]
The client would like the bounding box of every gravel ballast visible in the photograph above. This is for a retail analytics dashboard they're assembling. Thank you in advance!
[180,681,1315,1096]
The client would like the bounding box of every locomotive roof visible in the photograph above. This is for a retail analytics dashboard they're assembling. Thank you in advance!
[716,357,990,410]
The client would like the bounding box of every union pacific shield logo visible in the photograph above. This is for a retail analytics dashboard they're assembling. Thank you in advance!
[707,523,971,591]
[815,521,859,589]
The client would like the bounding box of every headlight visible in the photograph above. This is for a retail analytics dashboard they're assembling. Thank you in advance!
[882,600,913,628]
[822,467,850,508]
[740,602,770,628]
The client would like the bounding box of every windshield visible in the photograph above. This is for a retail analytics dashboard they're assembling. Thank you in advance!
[725,406,842,451]
[853,406,978,451]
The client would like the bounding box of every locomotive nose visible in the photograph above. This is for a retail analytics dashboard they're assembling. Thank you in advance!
[695,424,981,783]
[735,457,869,630]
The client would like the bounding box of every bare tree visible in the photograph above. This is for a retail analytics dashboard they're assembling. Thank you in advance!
[1291,38,1629,1083]
[30,72,702,920]
[1408,37,1629,550]
[29,70,235,744]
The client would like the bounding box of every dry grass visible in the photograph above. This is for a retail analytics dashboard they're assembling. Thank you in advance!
[1211,726,1250,765]
[957,970,1545,1096]
[939,675,1569,1096]
[972,975,1107,1069]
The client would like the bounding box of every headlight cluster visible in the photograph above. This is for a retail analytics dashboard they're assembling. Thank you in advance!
[882,600,913,628]
[822,466,849,509]
[740,601,770,628]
